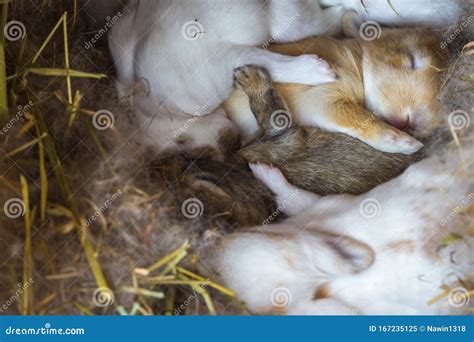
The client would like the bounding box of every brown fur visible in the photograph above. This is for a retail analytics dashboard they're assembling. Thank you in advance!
[149,155,277,231]
[233,65,449,195]
[226,27,448,150]
[385,240,416,253]
[313,283,332,300]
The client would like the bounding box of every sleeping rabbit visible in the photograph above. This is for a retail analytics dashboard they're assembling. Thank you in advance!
[163,64,448,250]
[225,17,449,155]
[108,0,341,156]
[232,64,448,195]
[216,64,471,313]
[217,133,473,314]
[106,1,462,157]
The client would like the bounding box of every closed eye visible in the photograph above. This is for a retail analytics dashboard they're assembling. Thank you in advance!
[407,53,429,70]
[408,54,416,70]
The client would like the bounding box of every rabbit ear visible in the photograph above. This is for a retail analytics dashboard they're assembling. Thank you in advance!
[246,225,376,275]
[314,231,375,274]
[342,10,363,38]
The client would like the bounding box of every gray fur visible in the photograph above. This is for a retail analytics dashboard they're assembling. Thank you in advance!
[235,65,450,195]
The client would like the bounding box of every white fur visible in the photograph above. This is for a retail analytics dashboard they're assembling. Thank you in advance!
[225,64,425,155]
[320,0,462,27]
[218,140,473,315]
[108,0,343,149]
[106,0,463,151]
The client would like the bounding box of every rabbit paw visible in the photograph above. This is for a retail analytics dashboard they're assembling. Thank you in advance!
[250,163,319,216]
[233,65,272,97]
[249,163,291,196]
[286,55,336,85]
[373,128,424,155]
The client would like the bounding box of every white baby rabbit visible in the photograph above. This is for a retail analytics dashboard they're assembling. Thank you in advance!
[217,136,473,315]
[105,0,464,156]
[108,0,342,154]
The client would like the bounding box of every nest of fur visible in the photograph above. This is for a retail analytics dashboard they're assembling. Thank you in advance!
[0,1,472,315]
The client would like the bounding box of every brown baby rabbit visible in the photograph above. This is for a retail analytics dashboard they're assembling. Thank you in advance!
[225,18,448,155]
[148,154,277,232]
[233,65,449,195]
[148,63,446,257]
[153,63,447,246]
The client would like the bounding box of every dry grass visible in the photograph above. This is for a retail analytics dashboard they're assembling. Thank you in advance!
[0,1,242,316]
[0,1,472,316]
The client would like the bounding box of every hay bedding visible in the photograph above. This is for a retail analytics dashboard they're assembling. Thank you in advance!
[0,1,472,315]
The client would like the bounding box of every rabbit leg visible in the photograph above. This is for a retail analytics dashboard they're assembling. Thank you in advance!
[269,1,344,40]
[237,47,335,86]
[249,163,318,217]
[322,101,423,154]
[233,65,292,137]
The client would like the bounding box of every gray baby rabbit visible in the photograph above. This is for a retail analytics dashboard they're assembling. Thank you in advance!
[233,65,448,195]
